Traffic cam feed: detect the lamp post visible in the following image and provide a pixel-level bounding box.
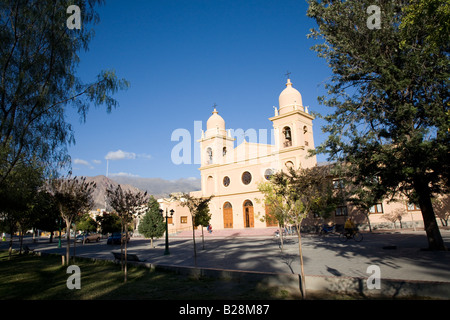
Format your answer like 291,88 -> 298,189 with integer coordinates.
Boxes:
160,208 -> 174,255
56,217 -> 62,248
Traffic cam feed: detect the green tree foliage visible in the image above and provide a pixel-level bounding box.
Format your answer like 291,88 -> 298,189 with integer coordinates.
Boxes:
259,165 -> 339,298
0,0 -> 130,184
96,212 -> 121,234
307,0 -> 449,250
77,213 -> 98,232
0,159 -> 44,258
171,193 -> 213,266
138,196 -> 165,248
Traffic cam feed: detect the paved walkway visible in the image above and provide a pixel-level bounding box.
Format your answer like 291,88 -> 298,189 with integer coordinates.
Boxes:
3,228 -> 449,284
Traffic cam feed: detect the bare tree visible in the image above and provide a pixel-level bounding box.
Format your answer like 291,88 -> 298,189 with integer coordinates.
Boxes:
106,184 -> 147,282
48,176 -> 96,265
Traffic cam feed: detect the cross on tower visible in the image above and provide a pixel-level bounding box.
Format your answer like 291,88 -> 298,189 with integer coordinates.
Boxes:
285,71 -> 291,79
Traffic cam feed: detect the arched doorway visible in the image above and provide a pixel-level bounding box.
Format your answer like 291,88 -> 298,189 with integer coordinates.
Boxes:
243,200 -> 254,228
223,202 -> 233,229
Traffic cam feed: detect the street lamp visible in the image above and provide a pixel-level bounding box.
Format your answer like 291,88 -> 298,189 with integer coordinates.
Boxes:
56,217 -> 62,248
160,208 -> 174,255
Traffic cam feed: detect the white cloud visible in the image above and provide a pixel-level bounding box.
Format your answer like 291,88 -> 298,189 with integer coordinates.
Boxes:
73,158 -> 94,169
105,149 -> 136,160
105,149 -> 151,161
109,172 -> 140,178
92,159 -> 102,165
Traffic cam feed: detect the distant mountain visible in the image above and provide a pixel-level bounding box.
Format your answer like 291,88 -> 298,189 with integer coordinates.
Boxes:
110,176 -> 201,198
85,175 -> 201,210
85,175 -> 143,211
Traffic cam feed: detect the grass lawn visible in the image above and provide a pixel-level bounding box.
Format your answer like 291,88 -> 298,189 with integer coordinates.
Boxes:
0,250 -> 299,300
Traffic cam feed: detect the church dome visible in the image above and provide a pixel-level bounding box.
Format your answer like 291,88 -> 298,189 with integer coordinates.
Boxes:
278,79 -> 303,114
206,108 -> 227,136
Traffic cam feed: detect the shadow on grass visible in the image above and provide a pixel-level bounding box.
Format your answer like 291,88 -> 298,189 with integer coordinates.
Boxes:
0,250 -> 299,300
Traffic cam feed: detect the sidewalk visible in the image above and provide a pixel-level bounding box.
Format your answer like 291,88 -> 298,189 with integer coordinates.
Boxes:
171,227 -> 279,238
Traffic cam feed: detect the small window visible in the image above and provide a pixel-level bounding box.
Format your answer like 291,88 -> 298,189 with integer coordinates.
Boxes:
180,216 -> 188,224
333,179 -> 344,189
242,171 -> 252,185
407,203 -> 420,211
335,206 -> 348,216
223,147 -> 227,156
223,176 -> 230,187
264,169 -> 274,180
369,203 -> 383,214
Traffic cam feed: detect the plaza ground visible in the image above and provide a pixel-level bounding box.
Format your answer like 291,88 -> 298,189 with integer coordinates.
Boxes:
3,228 -> 449,284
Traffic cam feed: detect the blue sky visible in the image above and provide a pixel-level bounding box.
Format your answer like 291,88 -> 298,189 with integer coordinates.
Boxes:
67,0 -> 332,180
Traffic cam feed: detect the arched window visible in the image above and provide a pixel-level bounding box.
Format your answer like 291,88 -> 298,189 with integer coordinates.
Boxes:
206,147 -> 213,164
283,126 -> 292,147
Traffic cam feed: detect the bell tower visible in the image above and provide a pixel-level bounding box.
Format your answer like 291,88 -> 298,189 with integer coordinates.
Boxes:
270,78 -> 317,170
198,107 -> 235,196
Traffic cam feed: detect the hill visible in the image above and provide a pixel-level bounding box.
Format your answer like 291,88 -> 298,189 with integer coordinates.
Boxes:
85,175 -> 201,210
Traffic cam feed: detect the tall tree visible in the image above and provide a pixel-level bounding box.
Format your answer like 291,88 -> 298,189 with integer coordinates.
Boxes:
48,175 -> 96,264
0,0 -> 130,184
0,158 -> 44,258
171,193 -> 213,266
138,195 -> 165,248
307,0 -> 449,250
106,184 -> 147,282
260,165 -> 338,299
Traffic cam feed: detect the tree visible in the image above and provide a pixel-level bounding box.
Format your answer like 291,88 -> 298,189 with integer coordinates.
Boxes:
48,176 -> 96,264
194,199 -> 212,250
106,184 -> 147,282
138,196 -> 165,248
257,180 -> 290,250
77,213 -> 98,233
307,0 -> 449,250
0,158 -> 44,258
33,189 -> 62,243
0,0 -> 130,185
96,212 -> 121,234
260,165 -> 338,299
171,193 -> 213,266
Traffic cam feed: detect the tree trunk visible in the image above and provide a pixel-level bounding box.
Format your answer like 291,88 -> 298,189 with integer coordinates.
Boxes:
124,227 -> 128,283
414,178 -> 446,250
192,216 -> 197,266
201,226 -> 205,250
296,224 -> 306,299
65,219 -> 71,265
278,222 -> 284,251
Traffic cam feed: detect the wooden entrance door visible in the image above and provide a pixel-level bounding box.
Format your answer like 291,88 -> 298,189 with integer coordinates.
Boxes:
243,200 -> 254,228
223,202 -> 233,228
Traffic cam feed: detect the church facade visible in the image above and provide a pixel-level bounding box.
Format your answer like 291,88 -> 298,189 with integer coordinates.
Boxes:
154,78 -> 449,234
159,78 -> 319,231
192,78 -> 316,229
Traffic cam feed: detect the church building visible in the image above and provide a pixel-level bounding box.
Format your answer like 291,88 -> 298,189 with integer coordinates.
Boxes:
159,78 -> 318,231
154,77 -> 448,234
